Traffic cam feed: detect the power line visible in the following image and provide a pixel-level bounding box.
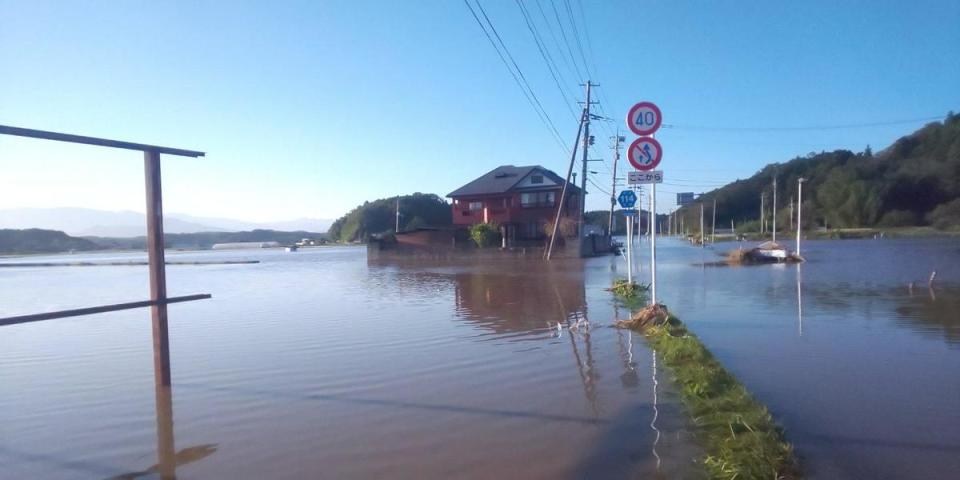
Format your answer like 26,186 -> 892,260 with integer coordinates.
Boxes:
561,0 -> 593,79
662,115 -> 945,132
533,0 -> 582,88
547,0 -> 585,81
514,0 -> 578,122
587,177 -> 610,196
463,0 -> 568,151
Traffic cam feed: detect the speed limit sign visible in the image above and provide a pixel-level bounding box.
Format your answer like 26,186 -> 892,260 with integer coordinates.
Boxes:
626,101 -> 662,136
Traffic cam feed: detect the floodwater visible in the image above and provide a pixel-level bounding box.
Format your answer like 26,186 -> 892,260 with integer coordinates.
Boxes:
641,236 -> 960,479
2,238 -> 958,479
0,247 -> 699,479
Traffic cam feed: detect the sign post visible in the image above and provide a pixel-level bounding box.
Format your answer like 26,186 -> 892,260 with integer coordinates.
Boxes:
618,190 -> 638,284
650,183 -> 657,304
626,214 -> 633,284
626,101 -> 663,305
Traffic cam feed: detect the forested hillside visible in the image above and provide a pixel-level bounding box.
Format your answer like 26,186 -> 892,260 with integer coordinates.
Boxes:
327,193 -> 453,242
676,113 -> 960,232
0,229 -> 101,254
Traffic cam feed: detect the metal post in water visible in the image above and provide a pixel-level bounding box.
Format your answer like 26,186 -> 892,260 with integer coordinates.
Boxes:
145,150 -> 171,387
650,183 -> 657,305
626,214 -> 633,284
155,382 -> 176,479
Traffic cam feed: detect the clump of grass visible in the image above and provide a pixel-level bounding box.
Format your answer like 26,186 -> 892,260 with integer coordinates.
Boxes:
608,279 -> 649,310
644,316 -> 799,479
609,278 -> 648,298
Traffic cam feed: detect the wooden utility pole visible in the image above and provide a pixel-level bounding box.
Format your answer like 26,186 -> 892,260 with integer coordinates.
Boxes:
608,130 -> 622,235
546,109 -> 585,260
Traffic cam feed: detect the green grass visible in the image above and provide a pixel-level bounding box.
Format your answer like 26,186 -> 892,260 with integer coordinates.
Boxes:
610,279 -> 648,309
643,316 -> 799,480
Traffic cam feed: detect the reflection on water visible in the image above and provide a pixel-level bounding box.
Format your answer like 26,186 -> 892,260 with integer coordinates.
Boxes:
105,383 -> 217,480
895,285 -> 960,344
2,250 -> 701,479
450,262 -> 586,336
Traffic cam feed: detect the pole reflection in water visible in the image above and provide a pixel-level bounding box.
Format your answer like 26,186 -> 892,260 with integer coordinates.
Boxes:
616,326 -> 639,390
650,349 -> 661,471
797,264 -> 803,337
550,277 -> 601,418
104,308 -> 217,480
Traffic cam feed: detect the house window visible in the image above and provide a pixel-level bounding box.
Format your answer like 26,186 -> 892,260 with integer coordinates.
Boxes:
520,191 -> 555,207
469,201 -> 483,211
531,174 -> 544,184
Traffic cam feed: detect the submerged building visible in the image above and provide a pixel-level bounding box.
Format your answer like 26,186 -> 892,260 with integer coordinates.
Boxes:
447,165 -> 582,245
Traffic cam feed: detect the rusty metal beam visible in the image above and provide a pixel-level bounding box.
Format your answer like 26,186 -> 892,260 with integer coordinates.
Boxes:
0,125 -> 205,157
145,150 -> 173,386
0,294 -> 211,326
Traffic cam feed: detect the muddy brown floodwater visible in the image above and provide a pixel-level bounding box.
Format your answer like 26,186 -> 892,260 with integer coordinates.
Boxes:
1,247 -> 701,479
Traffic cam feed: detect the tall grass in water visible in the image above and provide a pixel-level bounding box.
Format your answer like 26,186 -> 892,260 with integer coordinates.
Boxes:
644,316 -> 799,479
609,279 -> 649,310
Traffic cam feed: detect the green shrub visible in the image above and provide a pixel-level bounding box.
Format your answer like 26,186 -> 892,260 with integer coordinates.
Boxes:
469,223 -> 501,247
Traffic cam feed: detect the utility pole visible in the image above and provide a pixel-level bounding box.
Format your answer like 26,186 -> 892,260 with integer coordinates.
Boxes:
395,197 -> 400,232
608,130 -> 622,236
760,192 -> 765,235
772,175 -> 778,243
711,198 -> 717,244
789,196 -> 794,230
797,178 -> 805,256
699,202 -> 705,247
546,109 -> 585,260
578,81 -> 595,240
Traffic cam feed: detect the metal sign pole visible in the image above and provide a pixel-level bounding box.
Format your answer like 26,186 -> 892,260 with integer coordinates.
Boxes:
650,183 -> 657,305
626,214 -> 633,284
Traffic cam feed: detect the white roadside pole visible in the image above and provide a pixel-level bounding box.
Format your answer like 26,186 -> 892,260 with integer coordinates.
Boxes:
626,214 -> 633,284
650,183 -> 657,305
796,177 -> 805,256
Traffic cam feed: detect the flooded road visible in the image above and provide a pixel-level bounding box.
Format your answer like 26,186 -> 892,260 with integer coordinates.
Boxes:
640,237 -> 960,479
1,248 -> 698,479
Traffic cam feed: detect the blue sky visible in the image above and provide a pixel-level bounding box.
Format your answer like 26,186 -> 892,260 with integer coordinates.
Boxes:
1,0 -> 958,221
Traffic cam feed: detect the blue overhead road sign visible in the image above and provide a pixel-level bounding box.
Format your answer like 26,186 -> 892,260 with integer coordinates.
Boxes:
617,189 -> 637,208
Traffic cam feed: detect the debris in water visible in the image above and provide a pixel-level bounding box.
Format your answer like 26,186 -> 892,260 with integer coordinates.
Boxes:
615,303 -> 670,330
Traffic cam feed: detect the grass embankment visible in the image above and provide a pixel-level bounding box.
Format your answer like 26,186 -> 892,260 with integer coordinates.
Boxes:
610,284 -> 798,479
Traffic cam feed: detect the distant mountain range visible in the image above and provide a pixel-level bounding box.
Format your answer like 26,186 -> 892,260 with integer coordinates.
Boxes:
0,208 -> 333,237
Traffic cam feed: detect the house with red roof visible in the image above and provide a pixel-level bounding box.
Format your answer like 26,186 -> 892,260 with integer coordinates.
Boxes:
447,165 -> 582,244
